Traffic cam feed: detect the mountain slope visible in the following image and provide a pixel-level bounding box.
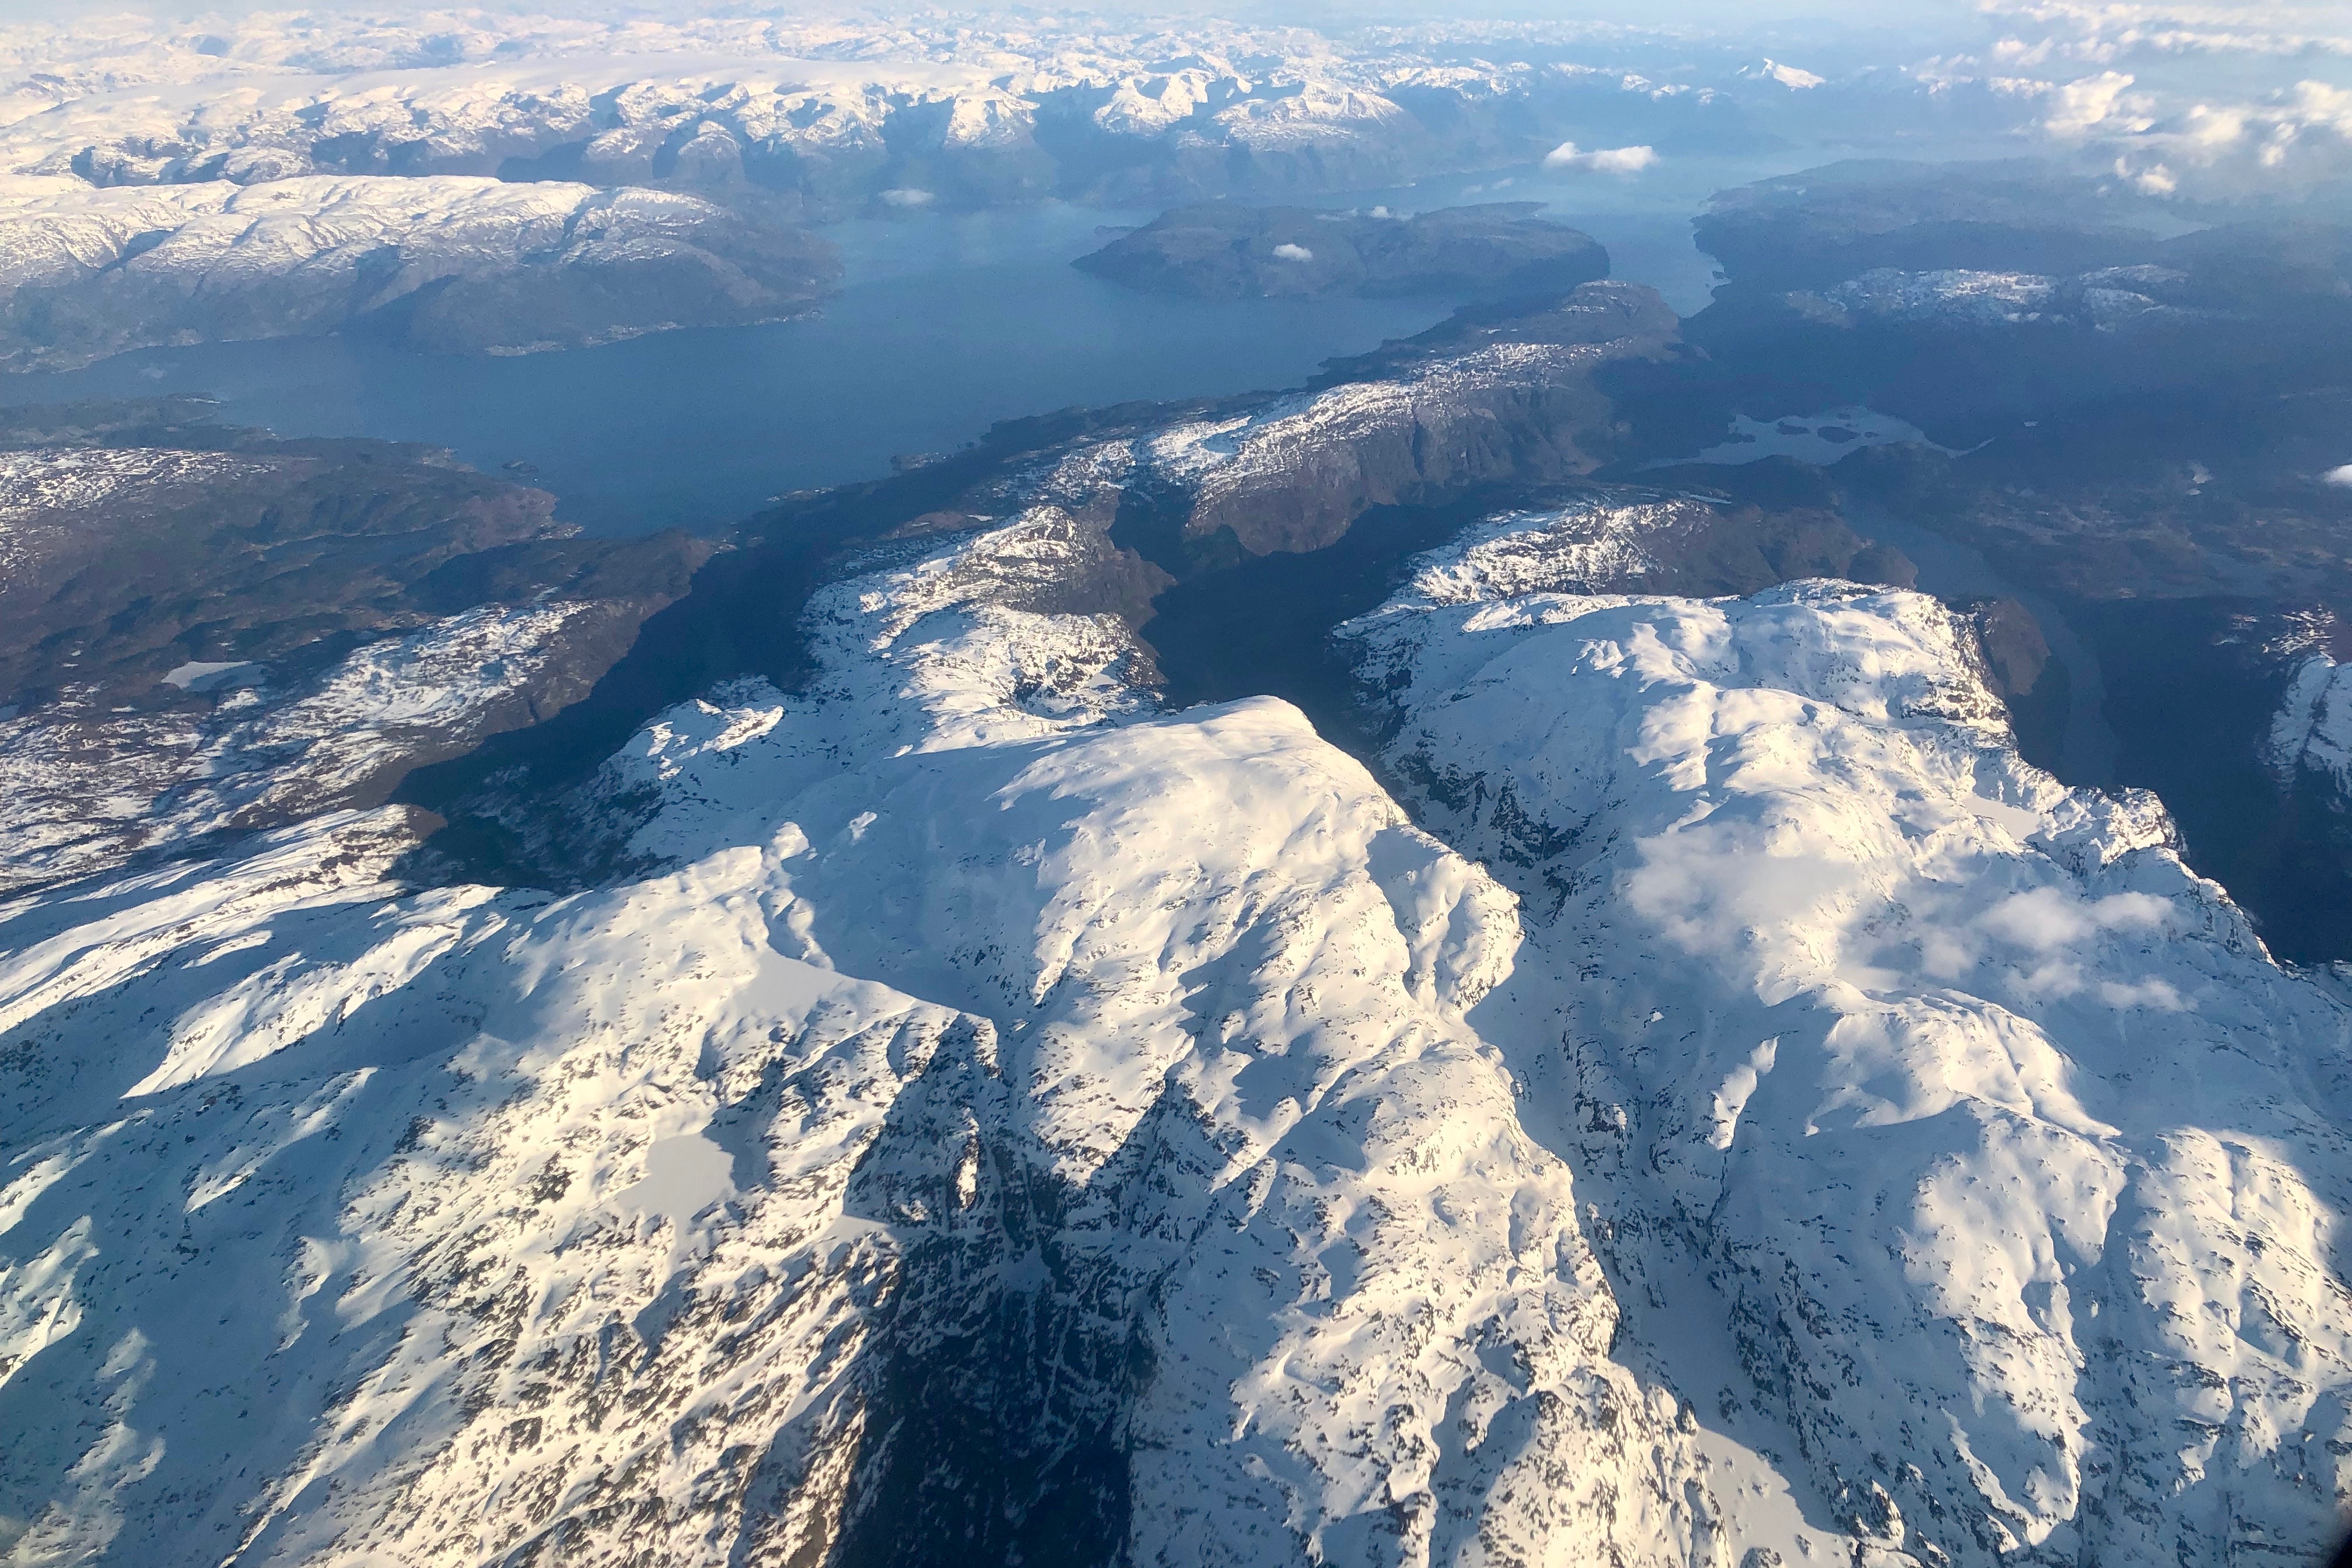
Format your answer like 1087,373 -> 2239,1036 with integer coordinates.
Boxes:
1348,537 -> 2352,1566
4,501 -> 2348,1565
0,173 -> 838,370
0,516 -> 1711,1567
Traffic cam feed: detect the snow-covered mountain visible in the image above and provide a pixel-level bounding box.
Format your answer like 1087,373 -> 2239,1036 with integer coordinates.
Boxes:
2270,643 -> 2352,800
2263,632 -> 2352,884
1349,536 -> 2352,1566
0,5 -> 2063,365
0,510 -> 1707,1566
0,171 -> 838,370
0,11 -> 1761,208
6,477 -> 2347,1564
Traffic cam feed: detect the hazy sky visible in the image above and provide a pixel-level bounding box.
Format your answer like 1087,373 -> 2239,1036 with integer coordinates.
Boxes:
0,0 -> 1983,36
1,0 -> 2329,70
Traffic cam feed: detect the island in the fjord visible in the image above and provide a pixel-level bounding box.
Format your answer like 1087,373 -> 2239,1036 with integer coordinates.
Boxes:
1072,200 -> 1609,301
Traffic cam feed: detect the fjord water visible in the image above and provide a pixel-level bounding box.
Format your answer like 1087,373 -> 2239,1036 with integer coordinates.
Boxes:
0,157 -> 1767,537
0,203 -> 1462,536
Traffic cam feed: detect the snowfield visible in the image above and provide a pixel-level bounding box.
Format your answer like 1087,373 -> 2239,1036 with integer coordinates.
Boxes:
1348,569 -> 2352,1566
0,446 -> 275,523
2,509 -> 2348,1565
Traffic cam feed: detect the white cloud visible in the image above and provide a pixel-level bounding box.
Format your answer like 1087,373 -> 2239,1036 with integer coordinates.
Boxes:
1952,6 -> 2352,194
1544,141 -> 1659,174
1979,887 -> 2171,950
2043,70 -> 2153,135
2099,976 -> 2190,1010
2181,103 -> 2249,148
1985,56 -> 2352,194
2021,958 -> 2088,998
1977,1 -> 2352,63
2323,464 -> 2352,488
1271,242 -> 1314,261
878,187 -> 935,207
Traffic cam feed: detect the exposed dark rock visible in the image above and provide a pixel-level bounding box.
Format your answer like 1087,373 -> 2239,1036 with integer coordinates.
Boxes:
1966,596 -> 2052,702
1158,281 -> 1679,559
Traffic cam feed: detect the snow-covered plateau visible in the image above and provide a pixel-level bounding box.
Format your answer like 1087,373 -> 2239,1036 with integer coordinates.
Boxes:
4,494 -> 2347,1566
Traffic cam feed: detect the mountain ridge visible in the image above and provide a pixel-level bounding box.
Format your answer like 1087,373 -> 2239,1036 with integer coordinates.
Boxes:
4,481 -> 2347,1564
